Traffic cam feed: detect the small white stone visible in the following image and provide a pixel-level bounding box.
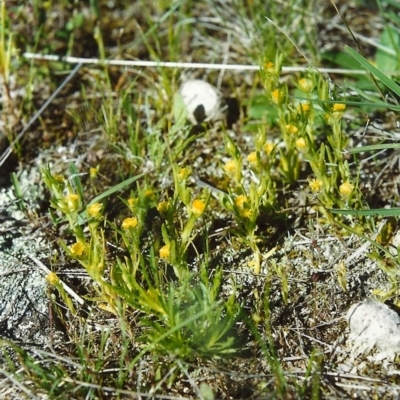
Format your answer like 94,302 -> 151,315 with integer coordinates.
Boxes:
177,79 -> 222,125
347,299 -> 400,361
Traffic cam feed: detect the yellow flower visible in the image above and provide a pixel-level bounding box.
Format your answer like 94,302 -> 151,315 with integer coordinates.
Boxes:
70,242 -> 85,256
247,151 -> 258,165
339,182 -> 354,197
66,193 -> 79,202
241,209 -> 253,219
145,189 -> 156,201
271,88 -> 284,105
235,194 -> 247,208
264,61 -> 275,72
309,179 -> 323,193
87,202 -> 102,218
122,217 -> 138,229
331,103 -> 346,120
298,78 -> 314,93
224,159 -> 238,174
295,138 -> 307,152
89,167 -> 99,179
46,272 -> 59,286
127,197 -> 138,212
191,199 -> 206,216
264,142 -> 274,155
332,103 -> 346,112
286,124 -> 299,135
159,244 -> 170,260
298,103 -> 311,114
65,193 -> 79,211
54,175 -> 64,183
157,201 -> 169,215
177,167 -> 190,180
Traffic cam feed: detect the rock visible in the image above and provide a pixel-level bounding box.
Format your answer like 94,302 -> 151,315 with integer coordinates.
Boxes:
177,79 -> 223,125
347,299 -> 400,361
0,167 -> 50,348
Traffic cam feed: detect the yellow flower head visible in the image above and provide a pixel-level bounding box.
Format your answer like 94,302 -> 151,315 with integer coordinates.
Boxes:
191,199 -> 206,216
122,217 -> 138,229
235,194 -> 247,209
295,138 -> 307,152
286,124 -> 299,135
177,167 -> 190,181
65,193 -> 79,211
70,241 -> 85,256
224,159 -> 238,174
309,179 -> 323,193
157,201 -> 169,215
271,88 -> 284,105
331,103 -> 346,120
298,103 -> 311,114
159,244 -> 170,260
127,197 -> 138,211
46,272 -> 59,286
240,208 -> 253,219
247,151 -> 258,165
89,167 -> 99,179
264,142 -> 274,155
145,189 -> 156,201
339,182 -> 354,197
87,202 -> 102,218
264,61 -> 275,72
298,78 -> 314,93
54,175 -> 65,183
332,103 -> 346,112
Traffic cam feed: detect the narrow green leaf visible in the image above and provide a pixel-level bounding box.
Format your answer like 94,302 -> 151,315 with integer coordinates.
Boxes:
329,207 -> 400,217
345,45 -> 400,97
347,143 -> 400,154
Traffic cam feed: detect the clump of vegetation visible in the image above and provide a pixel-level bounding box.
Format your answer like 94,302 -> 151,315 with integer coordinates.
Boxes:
2,0 -> 400,398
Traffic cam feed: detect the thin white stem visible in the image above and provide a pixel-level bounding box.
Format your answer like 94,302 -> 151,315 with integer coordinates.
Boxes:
23,52 -> 373,75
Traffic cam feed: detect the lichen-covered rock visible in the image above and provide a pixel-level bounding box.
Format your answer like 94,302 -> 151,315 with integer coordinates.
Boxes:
347,299 -> 400,361
0,168 -> 50,348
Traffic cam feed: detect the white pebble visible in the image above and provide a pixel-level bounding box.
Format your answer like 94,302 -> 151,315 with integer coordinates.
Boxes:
177,79 -> 222,125
347,299 -> 400,361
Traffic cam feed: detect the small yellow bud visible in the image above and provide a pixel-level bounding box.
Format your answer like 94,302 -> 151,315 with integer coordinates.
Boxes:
87,202 -> 102,218
247,151 -> 258,164
54,175 -> 64,183
224,159 -> 238,174
309,179 -> 323,193
122,217 -> 138,229
264,142 -> 274,155
298,78 -> 314,93
157,201 -> 169,215
339,182 -> 354,197
46,272 -> 60,286
271,88 -> 284,105
89,167 -> 99,179
191,199 -> 206,216
235,195 -> 247,208
298,103 -> 311,114
159,244 -> 170,260
332,103 -> 346,112
264,61 -> 275,72
70,242 -> 85,256
331,103 -> 346,120
286,124 -> 299,135
144,189 -> 156,201
295,138 -> 307,152
127,197 -> 138,211
65,193 -> 79,212
177,167 -> 190,180
241,209 -> 253,219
